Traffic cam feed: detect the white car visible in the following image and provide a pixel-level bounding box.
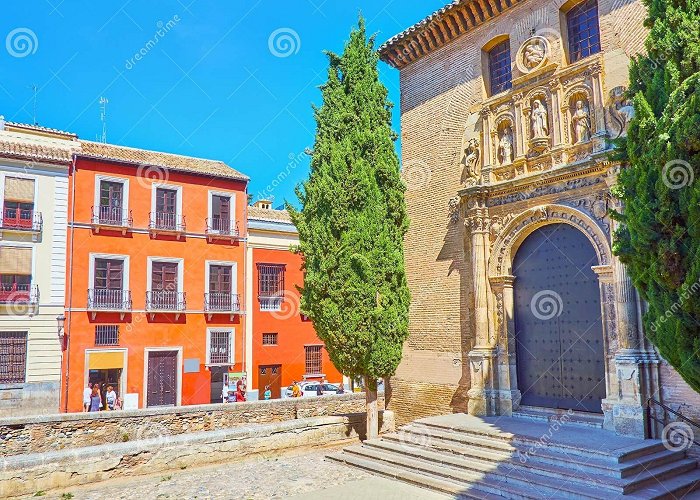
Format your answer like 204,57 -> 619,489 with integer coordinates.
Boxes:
284,382 -> 342,398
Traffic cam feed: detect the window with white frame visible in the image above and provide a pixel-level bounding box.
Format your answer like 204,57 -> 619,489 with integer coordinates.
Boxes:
209,192 -> 235,234
207,329 -> 233,365
94,177 -> 129,225
147,258 -> 184,310
258,264 -> 285,311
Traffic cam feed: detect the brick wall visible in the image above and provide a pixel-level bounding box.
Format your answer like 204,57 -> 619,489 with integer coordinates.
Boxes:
0,392 -> 384,456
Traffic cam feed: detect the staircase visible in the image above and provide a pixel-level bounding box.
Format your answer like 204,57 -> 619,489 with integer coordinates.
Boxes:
328,413 -> 700,499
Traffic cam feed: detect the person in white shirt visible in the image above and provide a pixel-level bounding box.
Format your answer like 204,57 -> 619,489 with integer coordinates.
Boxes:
105,385 -> 117,411
82,383 -> 93,412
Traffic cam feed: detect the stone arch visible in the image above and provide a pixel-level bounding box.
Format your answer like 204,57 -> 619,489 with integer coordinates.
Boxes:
489,204 -> 611,278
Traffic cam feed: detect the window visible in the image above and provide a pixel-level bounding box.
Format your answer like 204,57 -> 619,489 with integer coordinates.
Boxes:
92,258 -> 125,308
0,247 -> 33,303
305,345 -> 323,375
95,325 -> 119,346
208,330 -> 232,365
148,261 -> 183,310
211,194 -> 232,233
488,40 -> 512,95
155,188 -> 177,230
3,177 -> 36,230
258,264 -> 285,311
98,180 -> 124,224
0,331 -> 27,383
567,0 -> 601,63
207,264 -> 234,311
262,333 -> 278,346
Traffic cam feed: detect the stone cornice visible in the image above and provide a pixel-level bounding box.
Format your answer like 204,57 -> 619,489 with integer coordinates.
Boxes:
378,0 -> 528,69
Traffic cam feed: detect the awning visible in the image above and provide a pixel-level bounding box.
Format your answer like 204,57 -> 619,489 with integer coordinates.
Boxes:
88,351 -> 124,370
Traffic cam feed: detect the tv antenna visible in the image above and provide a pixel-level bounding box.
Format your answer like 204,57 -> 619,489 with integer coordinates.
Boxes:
29,84 -> 38,125
98,97 -> 108,143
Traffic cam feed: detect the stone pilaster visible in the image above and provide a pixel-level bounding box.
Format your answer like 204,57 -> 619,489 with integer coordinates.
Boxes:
489,275 -> 520,415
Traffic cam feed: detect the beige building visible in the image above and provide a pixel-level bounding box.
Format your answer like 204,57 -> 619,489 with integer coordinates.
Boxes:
380,0 -> 700,436
0,120 -> 77,416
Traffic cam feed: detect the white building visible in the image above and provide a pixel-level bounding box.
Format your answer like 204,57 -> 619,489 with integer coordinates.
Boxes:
0,119 -> 76,416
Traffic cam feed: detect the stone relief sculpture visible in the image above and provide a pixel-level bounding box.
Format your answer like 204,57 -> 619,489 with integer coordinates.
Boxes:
571,100 -> 592,143
516,36 -> 549,73
461,137 -> 481,181
608,87 -> 635,138
531,100 -> 549,139
498,126 -> 514,166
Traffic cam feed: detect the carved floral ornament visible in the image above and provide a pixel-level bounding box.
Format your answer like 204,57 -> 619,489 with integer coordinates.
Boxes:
487,204 -> 612,277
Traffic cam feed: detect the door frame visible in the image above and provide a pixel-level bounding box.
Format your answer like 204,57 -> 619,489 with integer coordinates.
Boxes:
143,347 -> 183,408
84,348 -> 128,403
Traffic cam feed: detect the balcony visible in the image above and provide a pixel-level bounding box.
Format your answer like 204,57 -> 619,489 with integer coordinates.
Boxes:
87,289 -> 132,319
205,218 -> 240,243
91,206 -> 133,235
259,294 -> 284,312
0,284 -> 39,309
204,292 -> 241,320
0,209 -> 43,241
146,290 -> 186,319
149,212 -> 186,239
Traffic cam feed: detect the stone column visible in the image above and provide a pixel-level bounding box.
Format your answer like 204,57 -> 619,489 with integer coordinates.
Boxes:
549,81 -> 563,147
511,94 -> 525,159
489,275 -> 520,415
480,108 -> 493,169
465,190 -> 498,416
603,174 -> 661,437
590,63 -> 606,135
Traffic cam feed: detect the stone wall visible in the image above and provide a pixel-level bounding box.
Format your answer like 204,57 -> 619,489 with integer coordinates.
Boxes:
0,392 -> 384,456
0,382 -> 60,418
0,411 -> 395,498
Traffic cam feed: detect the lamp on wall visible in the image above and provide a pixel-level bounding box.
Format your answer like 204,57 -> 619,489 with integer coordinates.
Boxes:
56,314 -> 66,346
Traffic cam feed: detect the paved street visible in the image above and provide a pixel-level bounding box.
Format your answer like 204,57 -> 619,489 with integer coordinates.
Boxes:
31,445 -> 448,500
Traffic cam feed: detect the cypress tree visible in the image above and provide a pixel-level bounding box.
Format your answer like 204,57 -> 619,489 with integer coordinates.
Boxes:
614,0 -> 700,391
288,16 -> 410,438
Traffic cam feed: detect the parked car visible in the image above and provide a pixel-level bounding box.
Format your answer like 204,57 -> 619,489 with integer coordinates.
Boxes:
284,382 -> 342,398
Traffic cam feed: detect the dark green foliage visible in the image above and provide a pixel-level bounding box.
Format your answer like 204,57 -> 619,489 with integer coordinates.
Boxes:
288,17 -> 410,382
614,0 -> 700,391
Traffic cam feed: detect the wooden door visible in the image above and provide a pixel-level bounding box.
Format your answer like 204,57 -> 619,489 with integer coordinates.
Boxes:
155,188 -> 177,228
258,365 -> 282,399
147,350 -> 178,407
212,195 -> 230,232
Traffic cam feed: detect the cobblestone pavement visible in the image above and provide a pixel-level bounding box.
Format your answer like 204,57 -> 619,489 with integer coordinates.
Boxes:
32,445 -> 373,500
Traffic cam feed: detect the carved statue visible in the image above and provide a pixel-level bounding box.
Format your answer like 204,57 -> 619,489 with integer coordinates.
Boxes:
608,87 -> 635,138
461,137 -> 481,180
498,127 -> 514,165
572,100 -> 592,143
531,100 -> 549,139
523,40 -> 545,69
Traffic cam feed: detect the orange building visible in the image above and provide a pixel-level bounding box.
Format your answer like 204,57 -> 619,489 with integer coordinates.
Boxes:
244,201 -> 343,400
63,141 -> 248,412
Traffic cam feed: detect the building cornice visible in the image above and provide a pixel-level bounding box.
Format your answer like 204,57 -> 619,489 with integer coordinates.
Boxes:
378,0 -> 527,69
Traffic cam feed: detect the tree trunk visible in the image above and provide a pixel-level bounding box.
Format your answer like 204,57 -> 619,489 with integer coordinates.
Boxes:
366,377 -> 378,440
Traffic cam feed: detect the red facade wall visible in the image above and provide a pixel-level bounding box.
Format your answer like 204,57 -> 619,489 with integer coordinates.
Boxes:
63,157 -> 247,412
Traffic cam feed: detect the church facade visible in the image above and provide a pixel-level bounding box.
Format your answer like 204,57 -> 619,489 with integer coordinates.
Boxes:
380,0 -> 700,437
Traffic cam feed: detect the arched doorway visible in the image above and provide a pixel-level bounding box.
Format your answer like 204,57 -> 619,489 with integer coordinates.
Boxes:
513,223 -> 606,413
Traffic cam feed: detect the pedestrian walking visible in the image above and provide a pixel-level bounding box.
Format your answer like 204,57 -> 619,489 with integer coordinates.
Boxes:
87,385 -> 102,412
292,381 -> 301,398
105,385 -> 117,411
263,385 -> 271,400
83,382 -> 93,412
316,382 -> 323,396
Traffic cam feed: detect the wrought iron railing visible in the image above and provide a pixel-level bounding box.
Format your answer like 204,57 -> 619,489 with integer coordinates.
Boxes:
0,283 -> 39,304
646,398 -> 700,447
204,292 -> 241,313
205,218 -> 240,238
146,290 -> 186,311
92,206 -> 133,227
149,212 -> 186,232
259,294 -> 284,311
87,289 -> 132,311
0,209 -> 42,232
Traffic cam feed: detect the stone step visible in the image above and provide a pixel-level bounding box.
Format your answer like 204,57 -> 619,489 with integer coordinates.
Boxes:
387,426 -> 687,479
328,450 -> 541,500
407,420 -> 669,463
343,443 -> 609,499
362,438 -> 698,496
623,468 -> 700,499
512,406 -> 604,429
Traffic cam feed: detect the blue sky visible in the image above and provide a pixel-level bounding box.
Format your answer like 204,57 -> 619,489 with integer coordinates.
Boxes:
0,1 -> 446,207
